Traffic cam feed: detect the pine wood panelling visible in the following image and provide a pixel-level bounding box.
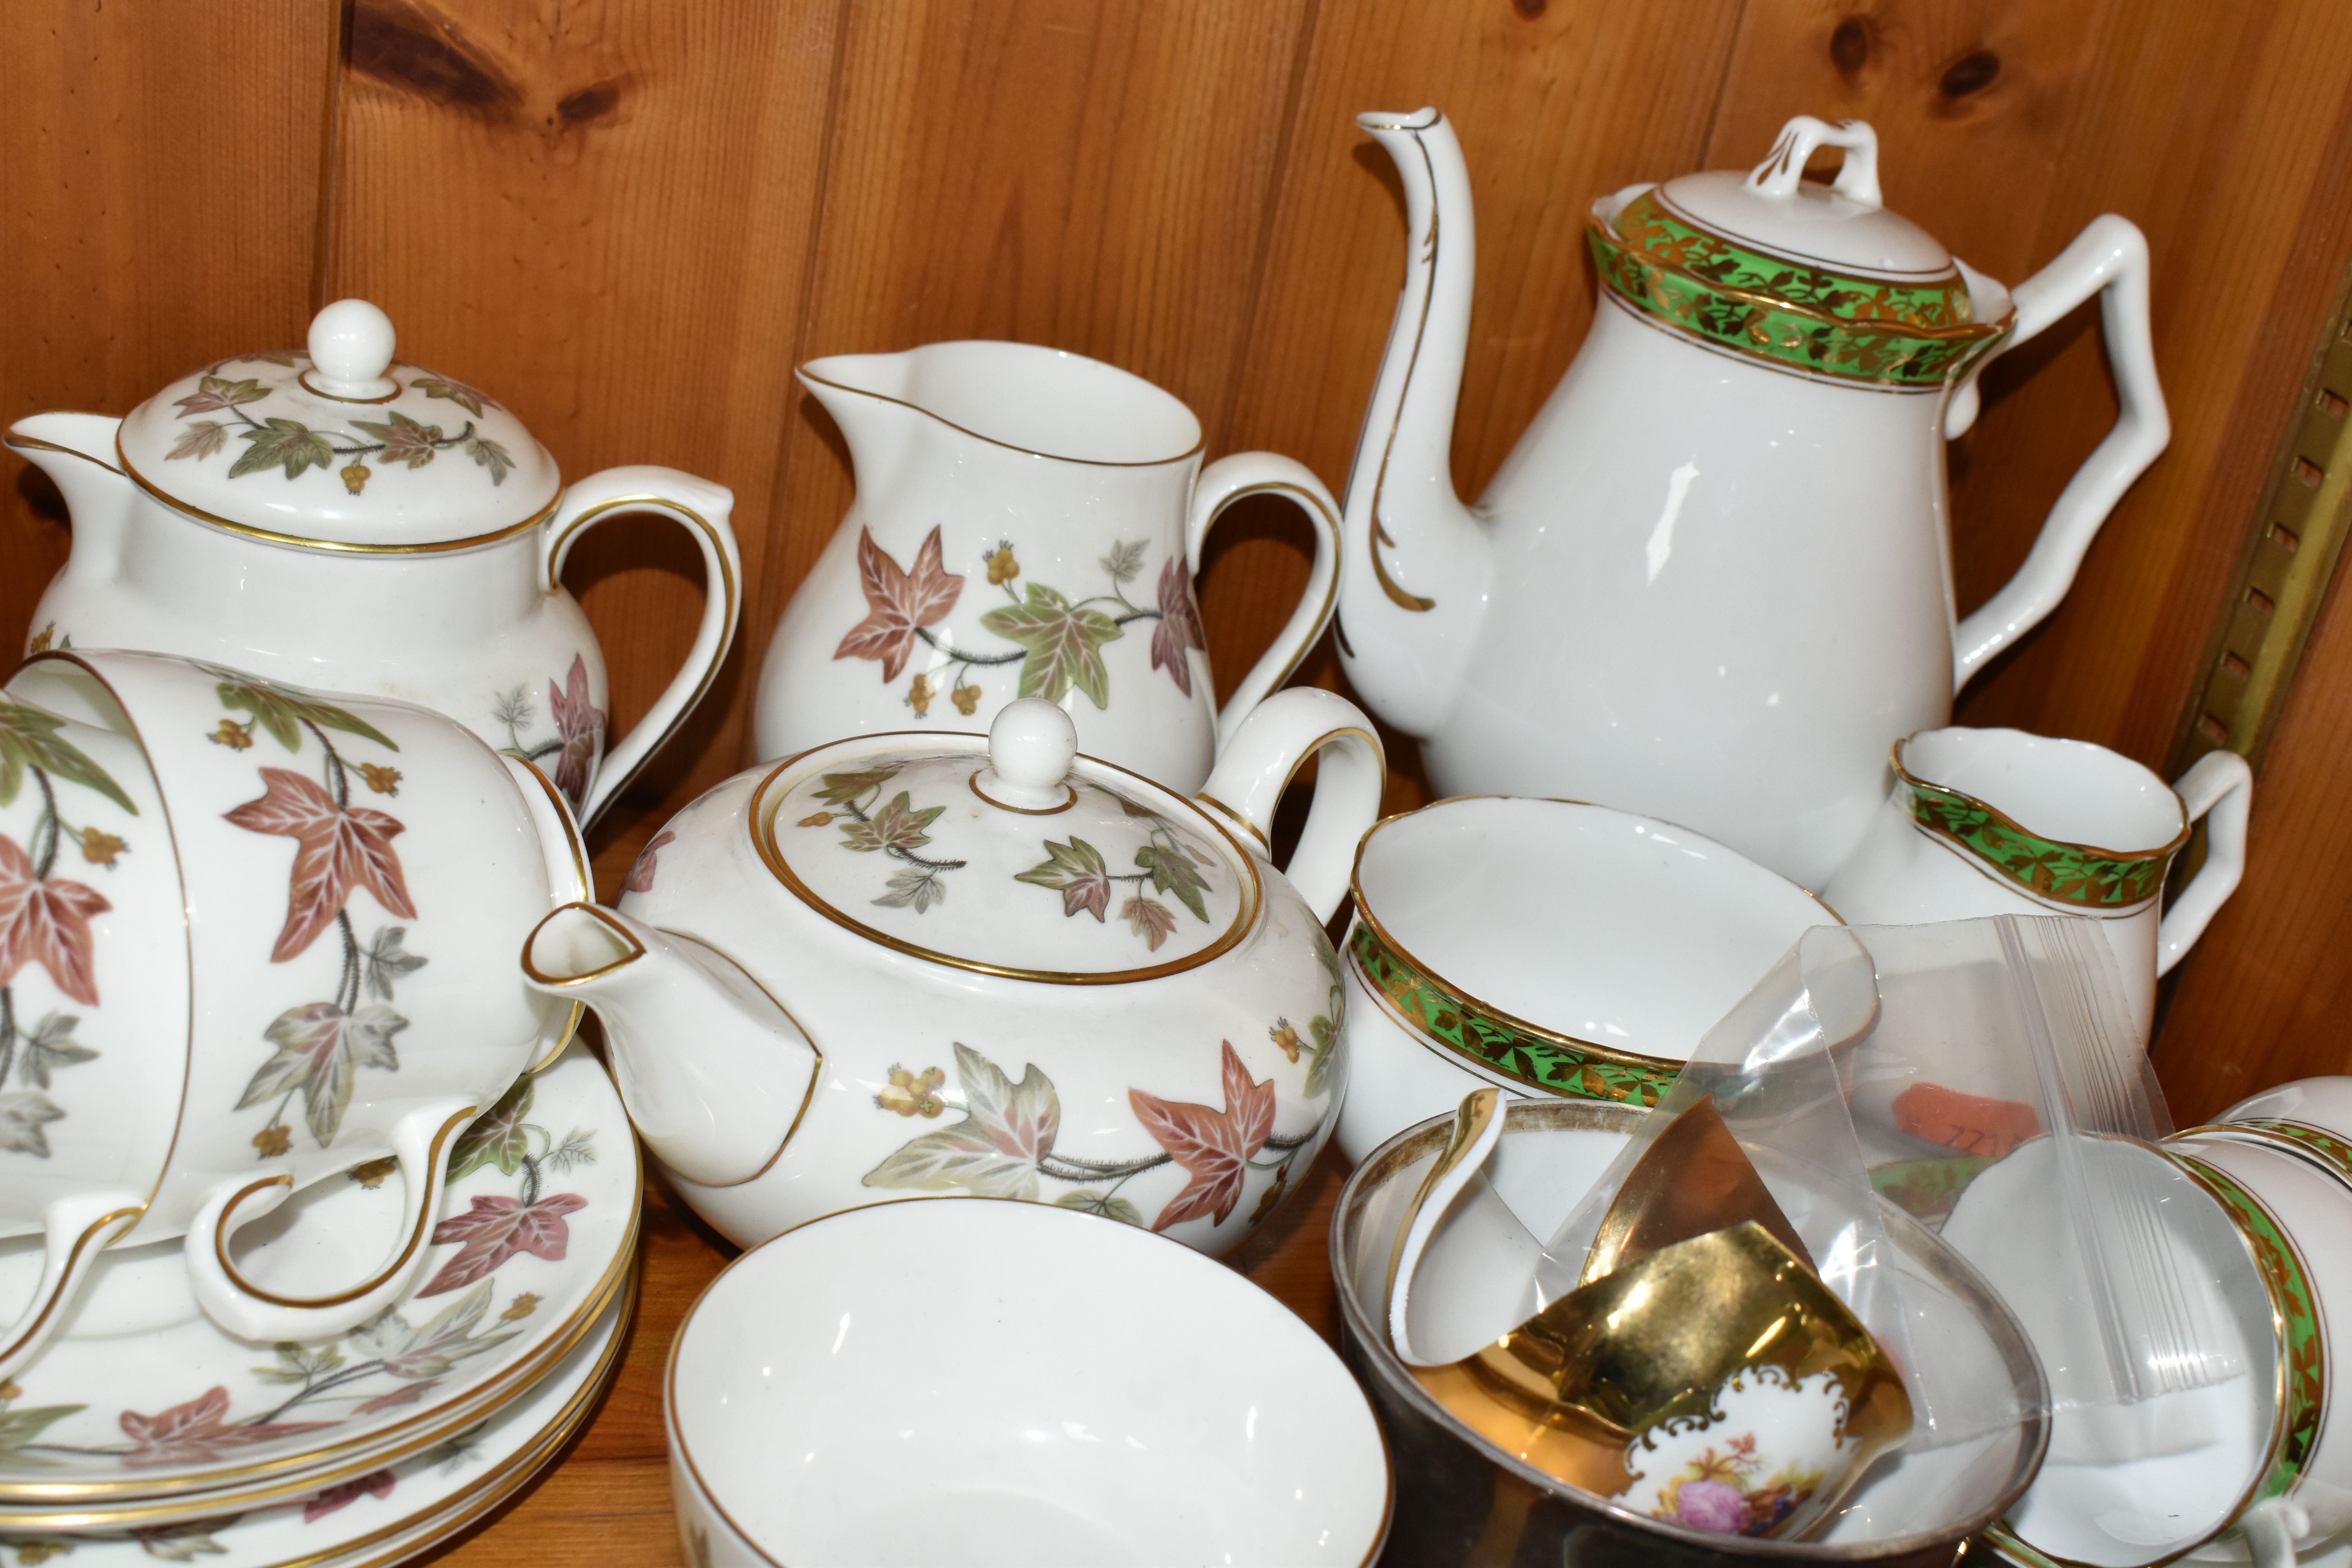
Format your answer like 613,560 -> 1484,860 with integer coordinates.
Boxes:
0,1 -> 338,653
324,0 -> 844,838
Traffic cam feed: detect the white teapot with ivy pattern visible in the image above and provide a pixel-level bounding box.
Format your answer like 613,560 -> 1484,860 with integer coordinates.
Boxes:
522,691 -> 1382,1257
5,299 -> 741,828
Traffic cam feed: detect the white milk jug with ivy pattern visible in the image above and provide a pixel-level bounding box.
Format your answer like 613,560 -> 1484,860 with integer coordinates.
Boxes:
6,299 -> 741,828
1336,111 -> 2169,887
753,341 -> 1340,792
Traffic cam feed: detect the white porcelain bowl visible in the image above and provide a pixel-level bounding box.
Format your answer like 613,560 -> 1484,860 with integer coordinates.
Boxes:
666,1197 -> 1392,1567
1336,796 -> 1839,1161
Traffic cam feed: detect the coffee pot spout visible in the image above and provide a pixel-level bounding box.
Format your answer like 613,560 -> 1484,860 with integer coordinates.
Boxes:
1337,109 -> 1494,737
522,904 -> 817,1187
5,412 -> 136,590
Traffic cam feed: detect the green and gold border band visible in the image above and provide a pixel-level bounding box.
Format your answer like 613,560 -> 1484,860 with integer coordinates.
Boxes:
1590,191 -> 2005,389
1896,767 -> 2178,909
1347,920 -> 1676,1107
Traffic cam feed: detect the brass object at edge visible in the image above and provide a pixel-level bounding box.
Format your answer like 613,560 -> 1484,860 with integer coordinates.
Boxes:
1580,1097 -> 1812,1287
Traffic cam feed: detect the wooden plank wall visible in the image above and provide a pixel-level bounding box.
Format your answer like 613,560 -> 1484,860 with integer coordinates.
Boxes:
7,0 -> 2352,1127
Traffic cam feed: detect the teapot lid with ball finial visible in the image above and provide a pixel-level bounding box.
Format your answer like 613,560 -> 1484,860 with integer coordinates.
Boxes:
113,298 -> 559,548
748,698 -> 1259,983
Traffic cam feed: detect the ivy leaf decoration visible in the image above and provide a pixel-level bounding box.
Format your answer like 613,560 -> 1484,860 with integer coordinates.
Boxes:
1121,895 -> 1178,951
412,375 -> 491,417
812,766 -> 900,808
838,792 -> 942,857
205,668 -> 399,753
356,1281 -> 523,1371
1302,1006 -> 1341,1101
18,1013 -> 96,1089
1054,1189 -> 1143,1226
230,417 -> 336,480
1150,556 -> 1207,698
862,1042 -> 1060,1200
0,1091 -> 64,1157
875,866 -> 948,913
978,583 -> 1123,708
238,1002 -> 408,1146
1014,837 -> 1112,922
363,926 -> 428,1001
1099,539 -> 1148,586
465,436 -> 514,485
0,696 -> 137,813
0,1396 -> 85,1465
834,526 -> 965,683
418,1192 -> 588,1297
1135,841 -> 1212,922
173,375 -> 270,417
351,411 -> 443,469
168,420 -> 228,461
252,1340 -> 346,1386
447,1075 -> 534,1181
1129,1040 -> 1277,1232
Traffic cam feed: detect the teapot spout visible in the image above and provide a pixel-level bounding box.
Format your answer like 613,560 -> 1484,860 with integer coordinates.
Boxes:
1337,109 -> 1493,738
6,412 -> 135,589
521,904 -> 818,1187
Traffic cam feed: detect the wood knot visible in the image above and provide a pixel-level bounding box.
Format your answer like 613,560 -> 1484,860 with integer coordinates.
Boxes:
1512,0 -> 1546,18
1829,17 -> 1872,78
555,80 -> 624,127
349,0 -> 523,123
1940,50 -> 2001,98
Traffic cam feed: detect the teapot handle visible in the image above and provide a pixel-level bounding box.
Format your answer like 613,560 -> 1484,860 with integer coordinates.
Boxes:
2157,749 -> 2253,975
1184,454 -> 1343,755
1196,686 -> 1385,924
1950,216 -> 2169,688
543,467 -> 743,828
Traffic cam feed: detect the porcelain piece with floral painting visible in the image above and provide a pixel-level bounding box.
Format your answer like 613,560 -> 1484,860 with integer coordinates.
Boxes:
0,1042 -> 634,1530
751,341 -> 1342,793
6,298 -> 742,829
0,650 -> 589,1382
523,691 -> 1383,1258
1821,726 -> 2251,1042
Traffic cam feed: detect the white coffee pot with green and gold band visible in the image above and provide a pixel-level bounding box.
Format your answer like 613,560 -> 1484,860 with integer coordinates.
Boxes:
1335,111 -> 2168,888
1819,725 -> 2252,1040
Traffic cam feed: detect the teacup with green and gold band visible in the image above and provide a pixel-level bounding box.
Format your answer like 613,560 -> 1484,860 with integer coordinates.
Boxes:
1588,189 -> 2007,390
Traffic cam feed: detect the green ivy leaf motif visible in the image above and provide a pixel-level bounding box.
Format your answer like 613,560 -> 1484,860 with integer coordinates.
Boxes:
229,417 -> 336,481
1014,837 -> 1112,921
0,1093 -> 64,1158
839,791 -> 943,857
448,1075 -> 534,1181
16,1013 -> 96,1090
978,583 -> 1122,708
465,435 -> 514,485
252,1340 -> 346,1386
0,1397 -> 87,1466
811,766 -> 900,807
238,1002 -> 408,1147
0,696 -> 137,813
363,926 -> 428,1001
168,420 -> 228,461
351,410 -> 443,470
1054,1189 -> 1143,1226
875,866 -> 949,913
1302,1005 -> 1341,1100
1099,539 -> 1147,586
862,1043 -> 1060,1200
1134,841 -> 1210,923
173,375 -> 271,417
412,375 -> 491,417
205,668 -> 399,754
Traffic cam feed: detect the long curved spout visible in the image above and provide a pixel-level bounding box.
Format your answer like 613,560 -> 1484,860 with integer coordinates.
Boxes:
522,904 -> 819,1187
1337,108 -> 1493,738
6,412 -> 134,589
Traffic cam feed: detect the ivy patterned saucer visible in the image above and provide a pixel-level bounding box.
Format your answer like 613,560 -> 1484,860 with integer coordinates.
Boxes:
0,1044 -> 636,1526
0,1266 -> 630,1567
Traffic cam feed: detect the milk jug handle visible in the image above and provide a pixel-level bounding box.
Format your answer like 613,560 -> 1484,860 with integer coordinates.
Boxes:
1951,216 -> 2169,688
182,1098 -> 476,1343
1185,454 -> 1343,755
2157,749 -> 2252,976
542,466 -> 744,829
0,1192 -> 145,1383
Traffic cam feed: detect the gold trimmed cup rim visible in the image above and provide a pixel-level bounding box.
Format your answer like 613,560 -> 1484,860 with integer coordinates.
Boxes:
1892,730 -> 2191,866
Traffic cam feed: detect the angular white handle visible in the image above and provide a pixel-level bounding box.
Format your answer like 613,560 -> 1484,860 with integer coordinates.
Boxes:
1184,452 -> 1342,755
543,466 -> 742,828
0,1191 -> 144,1383
1386,1087 -> 1502,1366
1196,687 -> 1385,925
1952,216 -> 2169,686
2157,750 -> 2253,976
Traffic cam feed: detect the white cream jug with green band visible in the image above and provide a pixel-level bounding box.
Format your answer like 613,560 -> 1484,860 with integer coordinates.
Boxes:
1335,110 -> 2168,888
1820,726 -> 2252,1040
6,299 -> 741,828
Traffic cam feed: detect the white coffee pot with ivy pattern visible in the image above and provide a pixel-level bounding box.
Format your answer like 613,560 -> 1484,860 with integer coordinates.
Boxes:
1336,110 -> 2168,888
751,341 -> 1341,793
522,690 -> 1382,1258
0,650 -> 588,1381
5,299 -> 741,828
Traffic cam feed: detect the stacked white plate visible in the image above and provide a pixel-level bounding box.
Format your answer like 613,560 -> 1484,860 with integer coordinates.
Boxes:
0,1044 -> 639,1564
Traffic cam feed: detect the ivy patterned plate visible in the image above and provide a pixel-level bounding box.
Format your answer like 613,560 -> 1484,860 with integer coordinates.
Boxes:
0,1044 -> 636,1517
0,1271 -> 628,1567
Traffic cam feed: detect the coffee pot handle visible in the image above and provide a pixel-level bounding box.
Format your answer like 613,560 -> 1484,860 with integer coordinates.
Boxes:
543,466 -> 744,828
1196,686 -> 1385,924
0,1192 -> 145,1383
2157,749 -> 2254,975
1949,216 -> 2169,688
1185,454 -> 1343,755
182,1098 -> 477,1343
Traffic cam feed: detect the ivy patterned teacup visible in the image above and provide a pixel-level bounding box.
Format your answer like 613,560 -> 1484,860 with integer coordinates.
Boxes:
6,298 -> 742,828
0,650 -> 587,1379
751,340 -> 1341,793
1819,727 -> 2252,1041
521,691 -> 1383,1258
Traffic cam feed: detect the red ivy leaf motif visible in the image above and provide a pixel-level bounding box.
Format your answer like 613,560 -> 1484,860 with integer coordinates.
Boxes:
304,1469 -> 395,1523
0,834 -> 110,1006
419,1192 -> 588,1297
1129,1041 -> 1276,1232
834,525 -> 964,682
624,830 -> 675,894
118,1387 -> 334,1468
350,1378 -> 440,1417
547,655 -> 606,810
1149,556 -> 1205,698
223,769 -> 416,962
